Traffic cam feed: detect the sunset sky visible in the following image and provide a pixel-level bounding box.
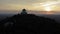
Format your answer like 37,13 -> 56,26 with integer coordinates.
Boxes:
0,0 -> 60,11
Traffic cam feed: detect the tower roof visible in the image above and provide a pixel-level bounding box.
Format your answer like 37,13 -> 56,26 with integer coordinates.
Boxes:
22,9 -> 26,11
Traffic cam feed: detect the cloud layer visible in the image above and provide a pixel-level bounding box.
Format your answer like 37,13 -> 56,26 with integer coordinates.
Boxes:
0,0 -> 60,11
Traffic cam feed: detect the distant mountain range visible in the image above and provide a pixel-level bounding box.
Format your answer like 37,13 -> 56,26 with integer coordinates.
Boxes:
37,14 -> 60,23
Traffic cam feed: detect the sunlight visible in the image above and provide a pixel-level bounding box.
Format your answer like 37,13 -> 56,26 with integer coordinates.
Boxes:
32,1 -> 60,11
44,6 -> 51,11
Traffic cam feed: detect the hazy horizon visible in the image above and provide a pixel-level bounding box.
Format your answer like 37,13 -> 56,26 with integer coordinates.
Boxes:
0,10 -> 60,15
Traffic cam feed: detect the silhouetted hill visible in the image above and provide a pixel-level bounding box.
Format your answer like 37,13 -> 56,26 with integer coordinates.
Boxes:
0,14 -> 59,34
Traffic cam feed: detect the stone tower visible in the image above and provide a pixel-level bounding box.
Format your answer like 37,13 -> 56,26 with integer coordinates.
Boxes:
21,9 -> 27,15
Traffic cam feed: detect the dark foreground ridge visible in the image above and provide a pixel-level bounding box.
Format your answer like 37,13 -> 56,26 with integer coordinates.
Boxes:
0,14 -> 59,34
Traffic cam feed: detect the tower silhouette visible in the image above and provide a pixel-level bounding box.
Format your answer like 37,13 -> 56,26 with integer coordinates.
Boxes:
21,9 -> 27,15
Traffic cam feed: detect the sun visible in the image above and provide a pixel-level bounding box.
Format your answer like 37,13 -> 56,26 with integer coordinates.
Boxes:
32,1 -> 58,11
42,3 -> 52,11
32,3 -> 52,11
44,6 -> 51,11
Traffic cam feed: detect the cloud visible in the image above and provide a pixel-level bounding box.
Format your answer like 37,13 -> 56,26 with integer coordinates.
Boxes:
0,0 -> 60,11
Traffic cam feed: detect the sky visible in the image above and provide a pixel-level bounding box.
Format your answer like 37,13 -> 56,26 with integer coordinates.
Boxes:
0,0 -> 60,11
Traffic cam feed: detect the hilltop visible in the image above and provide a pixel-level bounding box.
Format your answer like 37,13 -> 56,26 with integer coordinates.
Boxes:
0,14 -> 59,34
